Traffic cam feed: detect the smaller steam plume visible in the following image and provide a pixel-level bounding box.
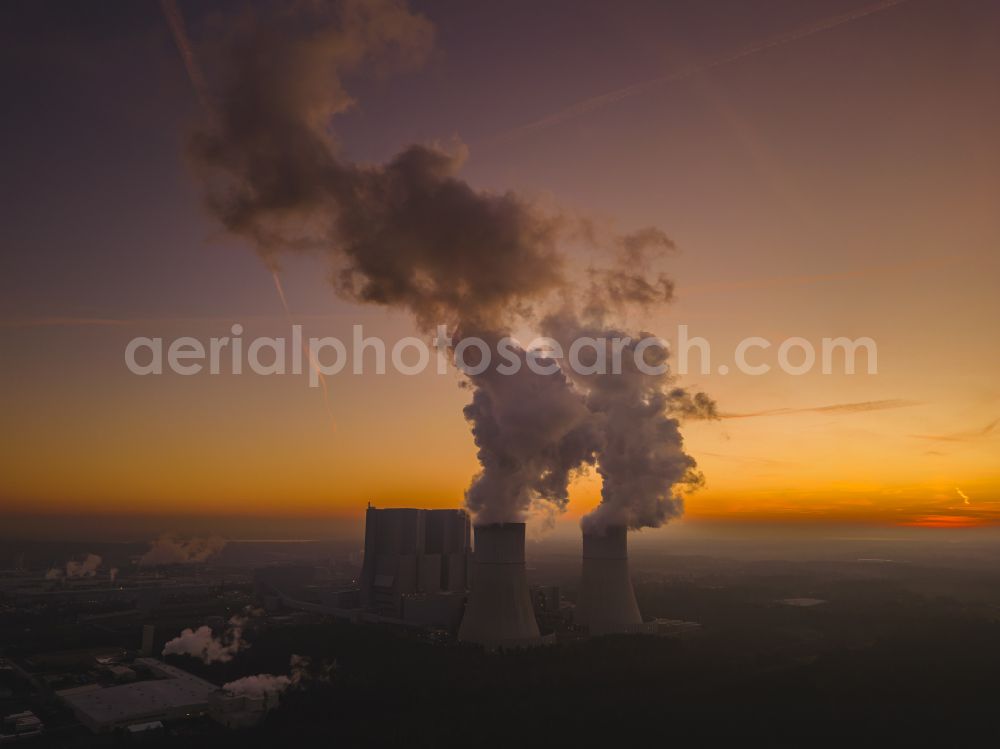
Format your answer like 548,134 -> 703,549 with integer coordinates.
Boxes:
162,611 -> 253,664
66,553 -> 102,578
222,673 -> 291,700
46,554 -> 103,580
139,535 -> 226,566
222,654 -> 333,702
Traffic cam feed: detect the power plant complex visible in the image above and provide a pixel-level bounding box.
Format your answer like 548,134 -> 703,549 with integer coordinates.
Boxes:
356,506 -> 680,648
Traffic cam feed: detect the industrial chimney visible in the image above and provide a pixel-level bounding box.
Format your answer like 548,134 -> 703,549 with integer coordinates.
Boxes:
458,523 -> 541,648
576,525 -> 642,635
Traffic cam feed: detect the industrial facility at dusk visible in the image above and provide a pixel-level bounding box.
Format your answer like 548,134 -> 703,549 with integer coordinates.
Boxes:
3,0 -> 998,744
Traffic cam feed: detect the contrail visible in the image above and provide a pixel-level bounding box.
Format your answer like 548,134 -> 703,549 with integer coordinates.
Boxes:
272,271 -> 336,429
488,0 -> 911,147
271,270 -> 291,314
956,487 -> 970,505
159,0 -> 212,113
720,399 -> 919,419
913,418 -> 999,442
160,0 -> 334,428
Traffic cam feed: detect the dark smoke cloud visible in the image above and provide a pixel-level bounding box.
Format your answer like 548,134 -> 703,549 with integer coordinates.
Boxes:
189,0 -> 563,331
183,0 -> 712,529
581,225 -> 677,318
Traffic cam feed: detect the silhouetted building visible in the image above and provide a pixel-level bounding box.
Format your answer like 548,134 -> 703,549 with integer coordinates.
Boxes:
140,624 -> 155,657
360,507 -> 470,618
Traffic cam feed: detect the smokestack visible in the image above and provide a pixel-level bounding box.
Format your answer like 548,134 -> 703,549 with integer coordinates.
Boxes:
458,523 -> 541,649
576,525 -> 642,635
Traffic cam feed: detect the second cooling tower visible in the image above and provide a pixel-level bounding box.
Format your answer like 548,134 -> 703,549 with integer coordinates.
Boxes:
458,523 -> 541,648
576,525 -> 643,635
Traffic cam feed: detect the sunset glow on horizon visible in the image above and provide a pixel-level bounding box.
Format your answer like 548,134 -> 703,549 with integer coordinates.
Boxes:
1,0 -> 997,539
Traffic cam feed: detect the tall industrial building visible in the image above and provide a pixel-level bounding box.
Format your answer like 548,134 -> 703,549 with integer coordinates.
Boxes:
575,525 -> 643,635
359,507 -> 470,618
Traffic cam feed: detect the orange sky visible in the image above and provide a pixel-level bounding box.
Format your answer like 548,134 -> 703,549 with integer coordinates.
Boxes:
0,0 -> 997,537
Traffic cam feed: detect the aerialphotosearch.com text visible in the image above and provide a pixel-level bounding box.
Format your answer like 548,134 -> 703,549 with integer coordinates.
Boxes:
124,324 -> 878,385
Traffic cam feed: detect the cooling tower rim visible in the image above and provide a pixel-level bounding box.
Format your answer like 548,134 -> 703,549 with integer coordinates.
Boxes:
581,523 -> 629,537
581,524 -> 630,560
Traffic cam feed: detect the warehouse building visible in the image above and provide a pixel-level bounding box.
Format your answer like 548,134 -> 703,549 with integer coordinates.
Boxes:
58,658 -> 217,734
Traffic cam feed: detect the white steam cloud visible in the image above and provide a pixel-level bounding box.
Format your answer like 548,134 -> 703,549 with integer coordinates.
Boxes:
162,611 -> 252,664
222,654 -> 333,703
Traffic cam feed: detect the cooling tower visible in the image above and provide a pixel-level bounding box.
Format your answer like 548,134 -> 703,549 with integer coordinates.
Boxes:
458,523 -> 541,648
576,525 -> 642,635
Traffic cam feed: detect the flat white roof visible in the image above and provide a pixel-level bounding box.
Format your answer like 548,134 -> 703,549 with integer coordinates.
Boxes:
61,659 -> 217,728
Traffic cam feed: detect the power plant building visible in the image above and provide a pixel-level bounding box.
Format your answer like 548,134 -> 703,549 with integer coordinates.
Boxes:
360,507 -> 470,618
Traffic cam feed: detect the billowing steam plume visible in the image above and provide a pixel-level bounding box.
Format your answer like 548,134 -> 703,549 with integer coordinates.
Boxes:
162,611 -> 252,664
462,332 -> 602,525
179,0 -> 712,530
543,313 -> 715,531
139,534 -> 226,566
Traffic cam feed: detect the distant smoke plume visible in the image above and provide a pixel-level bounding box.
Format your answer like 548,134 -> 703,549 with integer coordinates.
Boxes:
162,611 -> 251,664
47,553 -> 103,580
139,535 -> 226,566
65,553 -> 102,578
180,0 -> 711,529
